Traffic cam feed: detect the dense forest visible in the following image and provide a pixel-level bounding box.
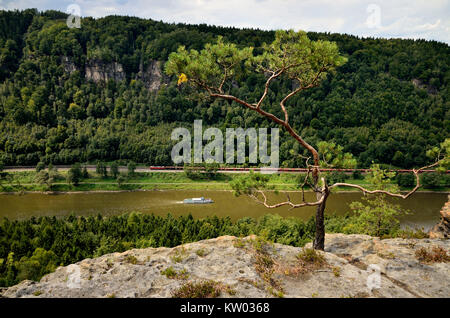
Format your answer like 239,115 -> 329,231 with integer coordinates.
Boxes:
0,213 -> 313,286
1,210 -> 422,287
0,9 -> 449,168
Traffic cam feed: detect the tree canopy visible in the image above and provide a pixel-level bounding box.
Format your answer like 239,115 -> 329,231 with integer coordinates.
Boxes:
0,9 -> 448,169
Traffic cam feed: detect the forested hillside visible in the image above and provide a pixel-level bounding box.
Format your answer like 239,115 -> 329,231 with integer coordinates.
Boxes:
0,9 -> 448,168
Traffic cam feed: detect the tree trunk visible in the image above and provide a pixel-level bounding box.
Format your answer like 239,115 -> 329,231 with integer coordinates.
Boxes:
313,190 -> 329,250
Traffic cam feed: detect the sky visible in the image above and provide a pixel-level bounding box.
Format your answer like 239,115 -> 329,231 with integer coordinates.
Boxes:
1,0 -> 449,44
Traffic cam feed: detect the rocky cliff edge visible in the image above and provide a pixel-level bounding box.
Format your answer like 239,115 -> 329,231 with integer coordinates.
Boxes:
1,234 -> 449,298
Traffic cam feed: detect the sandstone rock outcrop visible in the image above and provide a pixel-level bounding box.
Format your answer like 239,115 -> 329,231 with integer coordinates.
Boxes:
137,60 -> 165,92
85,59 -> 126,83
430,195 -> 450,239
1,234 -> 448,298
62,57 -> 164,91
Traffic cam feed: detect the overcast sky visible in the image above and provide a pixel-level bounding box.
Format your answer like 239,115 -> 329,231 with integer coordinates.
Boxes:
1,0 -> 449,44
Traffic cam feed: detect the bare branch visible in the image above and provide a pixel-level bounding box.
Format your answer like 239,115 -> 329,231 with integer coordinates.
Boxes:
217,61 -> 238,93
218,68 -> 228,94
298,157 -> 312,202
255,69 -> 284,109
209,64 -> 330,179
254,61 -> 309,111
279,85 -> 302,123
278,66 -> 326,124
191,79 -> 214,95
211,93 -> 320,174
210,93 -> 256,110
329,161 -> 442,199
249,177 -> 328,209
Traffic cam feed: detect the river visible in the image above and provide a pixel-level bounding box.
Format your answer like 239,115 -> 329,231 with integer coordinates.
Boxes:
0,190 -> 447,230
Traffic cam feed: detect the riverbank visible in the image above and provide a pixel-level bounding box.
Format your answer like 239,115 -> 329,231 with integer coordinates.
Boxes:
2,189 -> 450,195
2,170 -> 449,193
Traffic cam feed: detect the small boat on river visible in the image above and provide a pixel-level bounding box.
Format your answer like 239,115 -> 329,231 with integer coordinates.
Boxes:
183,197 -> 214,204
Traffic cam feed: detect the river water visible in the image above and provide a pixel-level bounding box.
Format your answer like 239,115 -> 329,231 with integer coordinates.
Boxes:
0,190 -> 447,230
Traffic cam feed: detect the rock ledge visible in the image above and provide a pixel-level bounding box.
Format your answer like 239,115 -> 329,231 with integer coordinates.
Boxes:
1,234 -> 448,298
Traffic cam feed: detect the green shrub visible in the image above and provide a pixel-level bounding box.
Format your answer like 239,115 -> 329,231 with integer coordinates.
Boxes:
346,196 -> 406,237
443,174 -> 450,187
352,170 -> 363,180
161,267 -> 189,279
110,162 -> 119,178
124,255 -> 138,264
421,172 -> 441,188
82,166 -> 89,179
96,161 -> 107,178
35,169 -> 59,191
172,280 -> 223,298
296,248 -> 326,267
256,214 -> 313,247
415,246 -> 450,263
127,161 -> 136,177
195,249 -> 206,257
35,162 -> 45,172
328,171 -> 348,184
184,163 -> 220,180
161,266 -> 177,278
67,163 -> 82,186
16,248 -> 58,282
396,173 -> 415,187
116,175 -> 125,187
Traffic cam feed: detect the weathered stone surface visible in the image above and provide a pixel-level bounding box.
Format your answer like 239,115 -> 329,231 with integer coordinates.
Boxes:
85,59 -> 125,83
430,195 -> 450,239
137,60 -> 165,92
70,58 -> 165,90
309,233 -> 450,298
2,234 -> 449,298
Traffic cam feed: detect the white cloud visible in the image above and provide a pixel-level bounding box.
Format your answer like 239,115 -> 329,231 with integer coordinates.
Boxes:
415,19 -> 441,31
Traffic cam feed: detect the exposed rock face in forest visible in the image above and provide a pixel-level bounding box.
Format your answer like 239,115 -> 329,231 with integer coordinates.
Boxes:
61,56 -> 77,74
430,195 -> 450,239
411,78 -> 438,95
137,60 -> 164,92
81,59 -> 164,91
85,59 -> 126,83
2,234 -> 448,298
